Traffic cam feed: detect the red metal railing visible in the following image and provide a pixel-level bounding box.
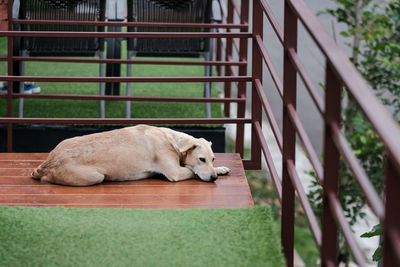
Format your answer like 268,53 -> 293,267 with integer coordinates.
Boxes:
251,0 -> 400,266
1,0 -> 400,266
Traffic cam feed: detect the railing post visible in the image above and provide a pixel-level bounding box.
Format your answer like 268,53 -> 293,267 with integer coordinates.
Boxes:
383,156 -> 400,266
216,39 -> 222,75
6,0 -> 13,152
235,0 -> 249,159
223,0 -> 234,118
321,63 -> 342,266
249,0 -> 262,170
281,1 -> 297,265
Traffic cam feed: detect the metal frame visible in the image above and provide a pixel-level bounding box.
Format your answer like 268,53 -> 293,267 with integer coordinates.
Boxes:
1,0 -> 400,265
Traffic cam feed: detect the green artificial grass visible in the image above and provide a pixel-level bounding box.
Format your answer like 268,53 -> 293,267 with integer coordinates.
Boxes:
0,37 -> 222,121
0,206 -> 285,267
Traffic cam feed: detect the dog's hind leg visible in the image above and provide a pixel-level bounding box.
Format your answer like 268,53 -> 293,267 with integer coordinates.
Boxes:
47,165 -> 105,186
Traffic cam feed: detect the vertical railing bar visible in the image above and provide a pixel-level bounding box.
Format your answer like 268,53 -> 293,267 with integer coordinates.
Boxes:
321,63 -> 342,266
6,0 -> 13,152
216,40 -> 222,75
250,0 -> 262,169
223,0 -> 234,118
235,0 -> 249,160
383,156 -> 400,266
387,230 -> 400,265
281,1 -> 298,265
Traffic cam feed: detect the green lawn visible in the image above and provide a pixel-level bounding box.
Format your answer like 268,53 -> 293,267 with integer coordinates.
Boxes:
0,38 -> 222,120
0,206 -> 285,267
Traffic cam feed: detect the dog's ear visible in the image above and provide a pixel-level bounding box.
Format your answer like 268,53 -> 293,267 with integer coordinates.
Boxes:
167,134 -> 198,154
199,138 -> 212,147
177,138 -> 198,154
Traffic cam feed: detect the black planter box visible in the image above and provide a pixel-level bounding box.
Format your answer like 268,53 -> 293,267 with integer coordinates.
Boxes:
0,125 -> 225,153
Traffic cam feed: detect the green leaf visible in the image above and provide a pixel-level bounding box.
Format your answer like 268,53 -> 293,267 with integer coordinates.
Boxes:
340,31 -> 351,37
360,224 -> 382,238
372,245 -> 383,262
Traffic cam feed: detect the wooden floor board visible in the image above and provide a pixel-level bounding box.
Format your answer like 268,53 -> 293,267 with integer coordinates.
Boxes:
0,153 -> 254,208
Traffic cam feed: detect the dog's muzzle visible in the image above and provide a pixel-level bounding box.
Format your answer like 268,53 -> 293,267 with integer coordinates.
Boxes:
209,175 -> 218,182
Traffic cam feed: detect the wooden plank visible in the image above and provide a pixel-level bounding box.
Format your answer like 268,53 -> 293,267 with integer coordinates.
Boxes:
0,185 -> 250,195
0,203 -> 249,209
0,153 -> 254,208
0,153 -> 48,160
0,194 -> 253,206
0,176 -> 250,186
0,161 -> 43,168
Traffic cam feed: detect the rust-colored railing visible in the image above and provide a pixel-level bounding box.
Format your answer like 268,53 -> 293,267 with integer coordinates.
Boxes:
1,0 -> 400,266
0,0 -> 251,162
251,0 -> 400,266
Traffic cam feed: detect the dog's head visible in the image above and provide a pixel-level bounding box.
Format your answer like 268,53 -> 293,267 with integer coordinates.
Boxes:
178,138 -> 218,182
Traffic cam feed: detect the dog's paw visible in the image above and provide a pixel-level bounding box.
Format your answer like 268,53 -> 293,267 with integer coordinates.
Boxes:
215,166 -> 230,176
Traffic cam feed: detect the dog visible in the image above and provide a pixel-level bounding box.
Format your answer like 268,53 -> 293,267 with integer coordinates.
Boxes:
31,125 -> 230,186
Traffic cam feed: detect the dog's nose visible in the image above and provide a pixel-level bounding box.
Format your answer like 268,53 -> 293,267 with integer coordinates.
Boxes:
209,175 -> 218,182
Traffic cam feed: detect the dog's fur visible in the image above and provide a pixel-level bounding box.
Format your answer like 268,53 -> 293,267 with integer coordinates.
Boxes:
31,125 -> 230,186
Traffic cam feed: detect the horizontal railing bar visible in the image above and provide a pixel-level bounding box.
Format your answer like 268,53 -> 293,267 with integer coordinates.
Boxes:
255,35 -> 283,98
254,121 -> 283,201
0,93 -> 246,103
0,118 -> 252,125
0,56 -> 247,66
287,104 -> 324,184
287,0 -> 400,174
287,48 -> 325,114
254,79 -> 283,151
259,0 -> 284,44
330,122 -> 385,220
287,160 -> 322,247
328,193 -> 368,267
0,31 -> 252,39
0,75 -> 252,83
12,19 -> 248,29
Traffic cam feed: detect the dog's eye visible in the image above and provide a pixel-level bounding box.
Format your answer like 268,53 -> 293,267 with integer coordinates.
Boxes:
199,157 -> 206,163
212,158 -> 215,162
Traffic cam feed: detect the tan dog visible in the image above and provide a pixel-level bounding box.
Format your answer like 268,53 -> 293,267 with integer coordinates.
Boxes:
31,125 -> 230,186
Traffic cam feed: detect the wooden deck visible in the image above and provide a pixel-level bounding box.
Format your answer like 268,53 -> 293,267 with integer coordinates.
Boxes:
0,153 -> 254,209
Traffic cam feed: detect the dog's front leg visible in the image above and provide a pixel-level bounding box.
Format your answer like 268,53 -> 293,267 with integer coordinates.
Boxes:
214,166 -> 231,175
164,166 -> 195,182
